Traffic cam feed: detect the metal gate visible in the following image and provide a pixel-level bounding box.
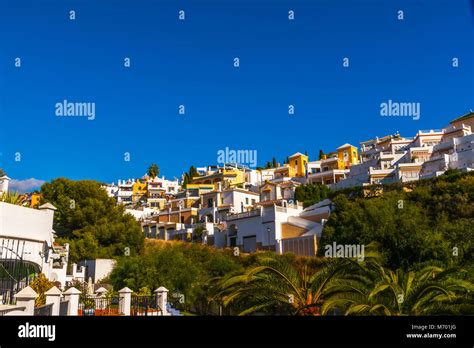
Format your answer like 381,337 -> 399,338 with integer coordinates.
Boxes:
0,238 -> 40,305
34,303 -> 53,316
78,295 -> 123,316
131,295 -> 162,316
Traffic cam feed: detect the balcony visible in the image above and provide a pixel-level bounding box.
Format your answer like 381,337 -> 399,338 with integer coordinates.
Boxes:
418,129 -> 444,134
225,209 -> 261,221
368,167 -> 395,176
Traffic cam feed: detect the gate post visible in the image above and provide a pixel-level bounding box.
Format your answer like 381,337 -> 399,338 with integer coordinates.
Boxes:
64,287 -> 81,316
14,286 -> 38,316
119,287 -> 133,316
155,287 -> 169,316
45,286 -> 62,316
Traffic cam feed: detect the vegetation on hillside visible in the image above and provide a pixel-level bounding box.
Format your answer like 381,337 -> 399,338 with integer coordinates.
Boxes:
295,183 -> 331,207
109,240 -> 243,315
320,170 -> 474,269
110,241 -> 474,316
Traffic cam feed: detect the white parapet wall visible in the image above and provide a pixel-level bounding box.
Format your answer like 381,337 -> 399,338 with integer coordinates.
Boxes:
0,202 -> 56,280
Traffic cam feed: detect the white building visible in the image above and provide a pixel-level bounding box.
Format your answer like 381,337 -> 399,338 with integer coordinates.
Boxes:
78,259 -> 116,284
220,202 -> 304,254
332,127 -> 448,188
0,202 -> 71,302
198,186 -> 260,224
421,126 -> 474,178
125,207 -> 159,221
102,183 -> 119,199
147,176 -> 179,195
117,179 -> 134,204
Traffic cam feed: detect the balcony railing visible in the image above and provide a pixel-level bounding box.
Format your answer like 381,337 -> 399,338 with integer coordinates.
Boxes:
226,209 -> 261,221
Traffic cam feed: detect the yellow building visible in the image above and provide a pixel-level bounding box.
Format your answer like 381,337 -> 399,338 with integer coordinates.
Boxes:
132,181 -> 148,204
185,184 -> 215,195
191,168 -> 245,190
30,193 -> 42,207
336,144 -> 359,169
288,152 -> 308,177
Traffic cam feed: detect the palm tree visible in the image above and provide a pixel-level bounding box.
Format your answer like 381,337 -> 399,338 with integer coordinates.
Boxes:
147,164 -> 159,179
214,254 -> 353,316
322,260 -> 474,315
1,191 -> 27,206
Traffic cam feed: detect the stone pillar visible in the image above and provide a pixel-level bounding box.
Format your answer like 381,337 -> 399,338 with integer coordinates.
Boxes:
155,287 -> 169,316
118,287 -> 133,316
14,286 -> 38,316
45,286 -> 62,316
63,287 -> 81,316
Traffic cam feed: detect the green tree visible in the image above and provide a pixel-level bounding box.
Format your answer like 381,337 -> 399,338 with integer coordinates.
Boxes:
294,183 -> 331,207
0,168 -> 6,176
147,164 -> 160,179
272,157 -> 277,168
318,150 -> 325,160
182,166 -> 199,188
322,172 -> 474,268
40,178 -> 144,262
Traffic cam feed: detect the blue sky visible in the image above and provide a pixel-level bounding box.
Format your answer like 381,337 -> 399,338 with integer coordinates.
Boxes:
0,0 -> 473,191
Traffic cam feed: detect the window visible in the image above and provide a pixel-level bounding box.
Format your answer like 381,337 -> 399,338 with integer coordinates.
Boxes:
245,197 -> 249,204
251,199 -> 256,205
207,198 -> 213,208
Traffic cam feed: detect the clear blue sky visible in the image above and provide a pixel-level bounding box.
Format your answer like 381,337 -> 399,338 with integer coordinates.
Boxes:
1,0 -> 473,190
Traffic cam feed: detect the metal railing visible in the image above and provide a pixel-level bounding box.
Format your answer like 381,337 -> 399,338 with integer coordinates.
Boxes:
131,295 -> 162,316
34,303 -> 53,316
78,295 -> 123,316
0,305 -> 26,316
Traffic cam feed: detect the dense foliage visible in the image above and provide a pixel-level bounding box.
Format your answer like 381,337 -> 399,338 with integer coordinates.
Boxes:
320,171 -> 474,269
295,183 -> 331,207
109,240 -> 243,315
109,241 -> 473,315
40,178 -> 144,262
